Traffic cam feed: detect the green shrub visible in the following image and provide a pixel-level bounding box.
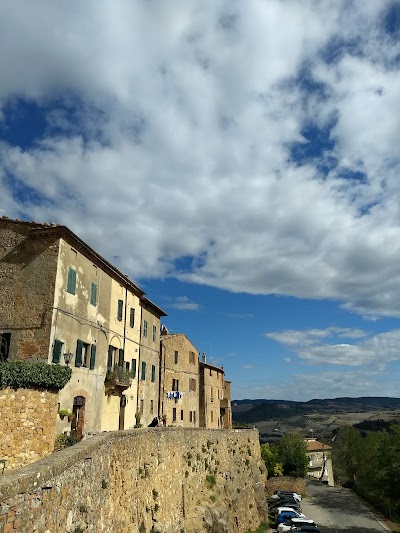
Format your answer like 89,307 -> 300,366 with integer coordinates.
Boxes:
205,474 -> 216,489
0,361 -> 72,390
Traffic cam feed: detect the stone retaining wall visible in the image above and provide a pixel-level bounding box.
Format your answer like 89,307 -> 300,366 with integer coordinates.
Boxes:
0,428 -> 268,533
0,388 -> 58,469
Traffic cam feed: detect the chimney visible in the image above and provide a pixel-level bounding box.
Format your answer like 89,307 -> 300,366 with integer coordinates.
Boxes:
202,352 -> 207,363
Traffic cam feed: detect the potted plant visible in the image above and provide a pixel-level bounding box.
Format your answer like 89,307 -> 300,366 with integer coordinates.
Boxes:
59,409 -> 69,420
68,412 -> 75,422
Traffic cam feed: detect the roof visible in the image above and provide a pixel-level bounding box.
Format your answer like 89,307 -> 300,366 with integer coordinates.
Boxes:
199,360 -> 225,374
0,217 -> 167,316
305,439 -> 332,451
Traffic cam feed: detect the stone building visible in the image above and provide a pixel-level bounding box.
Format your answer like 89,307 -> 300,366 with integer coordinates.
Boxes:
306,438 -> 334,486
159,332 -> 200,427
0,217 -> 166,437
159,332 -> 232,429
199,358 -> 228,429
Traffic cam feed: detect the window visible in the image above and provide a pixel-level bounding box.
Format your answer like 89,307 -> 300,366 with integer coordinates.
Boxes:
174,350 -> 179,364
0,332 -> 11,362
172,378 -> 179,391
211,411 -> 213,423
180,409 -> 184,421
131,358 -> 137,378
140,399 -> 144,414
152,325 -> 157,342
130,308 -> 135,328
108,345 -> 117,371
90,282 -> 97,306
141,361 -> 146,380
189,351 -> 196,364
189,378 -> 196,392
75,340 -> 94,368
151,364 -> 156,382
210,369 -> 212,376
125,361 -> 130,372
118,348 -> 124,368
143,320 -> 148,338
193,411 -> 196,424
189,411 -> 193,422
150,400 -> 154,415
66,267 -> 77,295
210,387 -> 214,401
172,408 -> 177,422
117,300 -> 123,321
52,339 -> 63,364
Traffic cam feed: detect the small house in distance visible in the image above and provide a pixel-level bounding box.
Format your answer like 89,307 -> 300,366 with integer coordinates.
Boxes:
305,438 -> 334,486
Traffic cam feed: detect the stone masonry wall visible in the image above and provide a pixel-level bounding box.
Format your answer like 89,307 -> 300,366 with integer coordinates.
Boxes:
0,428 -> 268,533
0,388 -> 58,470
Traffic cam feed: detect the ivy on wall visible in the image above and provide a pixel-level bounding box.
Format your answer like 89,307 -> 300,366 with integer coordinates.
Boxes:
0,361 -> 72,390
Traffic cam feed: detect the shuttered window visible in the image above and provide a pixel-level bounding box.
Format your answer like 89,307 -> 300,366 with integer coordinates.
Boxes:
131,358 -> 137,378
52,339 -> 63,364
141,361 -> 146,380
118,348 -> 124,368
75,339 -> 83,367
130,308 -> 135,328
89,344 -> 96,370
152,325 -> 157,342
107,345 -> 115,371
90,282 -> 97,306
151,364 -> 156,382
174,351 -> 178,364
117,300 -> 123,321
143,320 -> 148,338
66,268 -> 77,295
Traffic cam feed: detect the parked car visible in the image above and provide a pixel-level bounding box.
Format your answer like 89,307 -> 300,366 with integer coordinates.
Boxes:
271,490 -> 302,502
290,527 -> 320,533
270,499 -> 302,513
269,495 -> 302,506
275,511 -> 307,527
277,518 -> 317,532
273,506 -> 306,518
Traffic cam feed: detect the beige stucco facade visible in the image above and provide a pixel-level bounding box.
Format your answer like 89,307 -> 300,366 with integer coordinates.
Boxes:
0,218 -> 166,440
199,360 -> 226,429
160,333 -> 200,427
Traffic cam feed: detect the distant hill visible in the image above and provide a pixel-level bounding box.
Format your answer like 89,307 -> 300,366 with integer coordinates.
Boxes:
232,397 -> 400,423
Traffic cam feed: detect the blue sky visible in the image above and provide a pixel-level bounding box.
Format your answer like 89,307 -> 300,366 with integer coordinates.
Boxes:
1,1 -> 400,400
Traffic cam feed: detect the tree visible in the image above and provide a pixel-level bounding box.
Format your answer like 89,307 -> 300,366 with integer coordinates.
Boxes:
277,433 -> 308,478
260,443 -> 283,477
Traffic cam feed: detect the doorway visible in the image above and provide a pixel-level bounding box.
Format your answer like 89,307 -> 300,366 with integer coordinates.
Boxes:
119,395 -> 126,430
72,396 -> 86,440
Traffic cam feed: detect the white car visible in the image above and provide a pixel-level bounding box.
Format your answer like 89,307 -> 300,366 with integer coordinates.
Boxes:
277,518 -> 316,532
274,506 -> 306,518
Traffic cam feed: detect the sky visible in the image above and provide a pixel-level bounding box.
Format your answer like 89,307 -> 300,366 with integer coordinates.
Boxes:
1,1 -> 400,401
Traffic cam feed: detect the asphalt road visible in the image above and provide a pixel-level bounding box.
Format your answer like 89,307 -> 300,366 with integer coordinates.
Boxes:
297,481 -> 390,532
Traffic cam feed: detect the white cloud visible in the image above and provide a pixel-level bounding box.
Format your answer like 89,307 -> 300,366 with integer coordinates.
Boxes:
265,327 -> 400,368
242,364 -> 256,369
167,296 -> 202,311
0,2 -> 399,318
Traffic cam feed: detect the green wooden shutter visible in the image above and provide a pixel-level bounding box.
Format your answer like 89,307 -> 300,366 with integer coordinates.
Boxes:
90,282 -> 97,306
67,268 -> 77,295
130,308 -> 135,328
151,364 -> 156,382
131,358 -> 137,378
52,340 -> 63,364
118,348 -> 124,368
117,300 -> 123,321
89,344 -> 96,370
141,361 -> 146,380
75,339 -> 83,367
107,346 -> 114,371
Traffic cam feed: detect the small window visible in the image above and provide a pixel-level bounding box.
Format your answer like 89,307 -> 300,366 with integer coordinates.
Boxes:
90,282 -> 98,306
141,361 -> 146,380
118,348 -> 124,368
193,411 -> 196,424
143,320 -> 148,338
151,364 -> 156,382
210,369 -> 212,376
131,358 -> 137,378
75,340 -> 90,367
152,325 -> 157,342
150,400 -> 154,415
211,411 -> 213,423
117,300 -> 123,321
180,409 -> 184,421
189,378 -> 196,392
140,399 -> 144,414
172,378 -> 179,391
130,308 -> 135,328
52,339 -> 63,364
174,350 -> 178,364
189,411 -> 193,422
66,267 -> 77,295
189,351 -> 196,364
108,345 -> 117,371
173,408 -> 177,422
125,361 -> 130,372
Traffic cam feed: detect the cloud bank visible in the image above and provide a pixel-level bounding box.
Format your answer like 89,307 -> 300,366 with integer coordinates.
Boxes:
1,1 -> 400,319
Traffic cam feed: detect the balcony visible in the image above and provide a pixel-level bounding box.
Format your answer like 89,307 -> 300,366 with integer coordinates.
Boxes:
105,367 -> 133,391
